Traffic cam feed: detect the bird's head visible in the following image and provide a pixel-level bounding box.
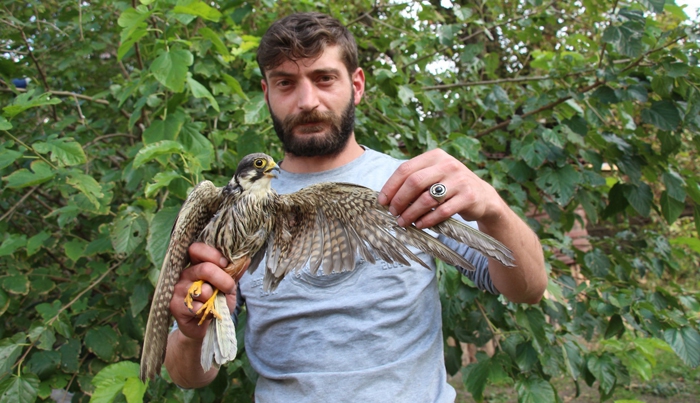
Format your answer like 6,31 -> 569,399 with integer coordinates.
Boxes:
232,153 -> 280,194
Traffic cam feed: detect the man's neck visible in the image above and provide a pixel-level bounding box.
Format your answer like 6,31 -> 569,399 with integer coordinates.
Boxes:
279,136 -> 365,174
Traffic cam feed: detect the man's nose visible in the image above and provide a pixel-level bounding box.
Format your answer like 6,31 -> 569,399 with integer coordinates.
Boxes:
296,79 -> 319,111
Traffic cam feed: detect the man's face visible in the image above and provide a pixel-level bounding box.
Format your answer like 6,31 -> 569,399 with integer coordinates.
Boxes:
261,45 -> 365,157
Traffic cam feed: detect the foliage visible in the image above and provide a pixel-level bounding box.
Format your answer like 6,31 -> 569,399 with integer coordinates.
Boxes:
1,0 -> 699,401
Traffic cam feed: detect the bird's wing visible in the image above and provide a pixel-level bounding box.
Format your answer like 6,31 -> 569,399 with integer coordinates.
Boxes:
140,180 -> 223,381
261,182 -> 514,291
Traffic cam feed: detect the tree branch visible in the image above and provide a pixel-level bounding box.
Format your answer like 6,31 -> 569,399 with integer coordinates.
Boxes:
18,27 -> 58,121
0,87 -> 110,105
0,187 -> 38,222
475,81 -> 604,138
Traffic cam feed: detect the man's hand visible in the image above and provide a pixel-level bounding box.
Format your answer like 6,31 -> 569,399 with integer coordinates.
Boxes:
165,243 -> 245,388
378,148 -> 507,229
169,243 -> 241,341
378,148 -> 547,304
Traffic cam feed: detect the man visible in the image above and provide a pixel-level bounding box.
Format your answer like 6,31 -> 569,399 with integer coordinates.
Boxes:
164,12 -> 547,402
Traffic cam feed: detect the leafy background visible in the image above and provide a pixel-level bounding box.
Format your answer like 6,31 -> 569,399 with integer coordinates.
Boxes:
1,0 -> 699,402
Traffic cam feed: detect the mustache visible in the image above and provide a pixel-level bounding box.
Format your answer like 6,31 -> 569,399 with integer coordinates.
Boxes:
283,110 -> 339,128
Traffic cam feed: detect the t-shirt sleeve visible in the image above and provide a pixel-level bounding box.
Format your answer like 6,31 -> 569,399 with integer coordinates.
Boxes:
437,234 -> 500,295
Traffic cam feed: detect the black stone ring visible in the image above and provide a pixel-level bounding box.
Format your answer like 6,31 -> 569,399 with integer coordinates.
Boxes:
429,183 -> 447,203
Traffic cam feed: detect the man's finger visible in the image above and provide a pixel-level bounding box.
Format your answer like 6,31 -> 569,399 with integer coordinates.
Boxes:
180,262 -> 237,295
378,153 -> 434,205
189,242 -> 228,267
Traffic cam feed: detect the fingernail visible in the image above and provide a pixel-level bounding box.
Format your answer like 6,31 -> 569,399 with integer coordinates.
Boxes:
389,206 -> 397,216
397,217 -> 405,227
219,257 -> 229,267
378,192 -> 388,205
415,220 -> 424,229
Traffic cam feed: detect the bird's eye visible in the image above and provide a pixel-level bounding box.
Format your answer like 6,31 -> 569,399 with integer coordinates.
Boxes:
254,158 -> 265,168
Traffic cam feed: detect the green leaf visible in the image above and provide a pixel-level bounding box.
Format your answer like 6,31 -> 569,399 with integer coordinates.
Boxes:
1,273 -> 28,295
33,137 -> 87,167
92,362 -> 143,403
641,100 -> 681,131
63,238 -> 88,261
26,231 -> 50,256
515,308 -> 549,353
129,281 -> 153,317
604,314 -> 625,339
0,374 -> 39,403
664,327 -> 700,368
142,111 -> 187,144
199,27 -> 230,60
173,1 -> 222,22
0,116 -> 12,130
133,140 -> 185,169
222,73 -> 248,100
397,85 -> 414,105
670,236 -> 700,254
660,191 -> 685,224
515,376 -> 556,403
145,171 -> 182,198
67,172 -> 104,209
623,183 -> 653,217
179,121 -> 215,171
535,165 -> 581,205
651,75 -> 674,98
122,377 -> 147,403
662,171 -> 686,201
147,205 -> 179,270
244,94 -> 269,124
110,210 -> 148,256
2,91 -> 61,119
0,289 -> 9,316
2,160 -> 55,188
186,74 -> 219,111
0,149 -> 21,170
0,234 -> 27,257
85,326 -> 119,362
639,0 -> 665,13
117,7 -> 152,29
150,49 -> 194,93
587,354 -> 617,394
0,340 -> 23,376
117,27 -> 147,61
462,358 -> 490,402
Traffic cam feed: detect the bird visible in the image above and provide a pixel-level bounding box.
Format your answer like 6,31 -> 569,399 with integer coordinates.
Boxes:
139,152 -> 516,381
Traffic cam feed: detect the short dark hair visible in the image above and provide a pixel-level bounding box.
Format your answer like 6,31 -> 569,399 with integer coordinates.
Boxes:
257,12 -> 358,79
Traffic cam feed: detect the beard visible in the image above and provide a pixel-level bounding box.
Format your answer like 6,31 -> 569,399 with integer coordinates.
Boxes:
269,94 -> 355,157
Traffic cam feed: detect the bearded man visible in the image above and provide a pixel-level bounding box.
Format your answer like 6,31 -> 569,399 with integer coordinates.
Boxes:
163,12 -> 547,402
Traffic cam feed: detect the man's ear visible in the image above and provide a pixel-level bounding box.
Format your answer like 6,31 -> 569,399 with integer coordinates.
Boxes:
261,79 -> 269,104
351,68 -> 365,105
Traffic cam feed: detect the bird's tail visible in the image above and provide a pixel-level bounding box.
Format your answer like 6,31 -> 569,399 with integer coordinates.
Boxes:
201,292 -> 238,371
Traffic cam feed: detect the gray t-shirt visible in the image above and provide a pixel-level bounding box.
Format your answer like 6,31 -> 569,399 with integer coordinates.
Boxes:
237,147 -> 497,402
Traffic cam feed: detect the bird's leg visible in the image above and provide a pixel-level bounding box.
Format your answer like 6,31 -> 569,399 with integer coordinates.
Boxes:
194,288 -> 223,325
184,280 -> 205,311
223,256 -> 251,279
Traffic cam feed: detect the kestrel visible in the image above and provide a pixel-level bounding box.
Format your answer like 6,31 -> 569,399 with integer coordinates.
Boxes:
139,153 -> 515,381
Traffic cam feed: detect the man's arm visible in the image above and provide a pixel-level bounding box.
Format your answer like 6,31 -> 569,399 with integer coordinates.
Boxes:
163,244 -> 239,388
378,148 -> 547,304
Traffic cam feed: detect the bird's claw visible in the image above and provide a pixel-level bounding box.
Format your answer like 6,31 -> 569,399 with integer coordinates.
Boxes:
184,280 -> 205,310
194,289 -> 222,325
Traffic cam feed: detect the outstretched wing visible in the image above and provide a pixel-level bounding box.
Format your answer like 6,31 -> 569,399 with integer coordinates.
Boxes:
261,182 -> 514,291
140,181 -> 223,381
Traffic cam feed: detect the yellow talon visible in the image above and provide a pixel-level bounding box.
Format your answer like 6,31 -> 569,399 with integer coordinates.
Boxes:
194,288 -> 222,325
184,280 -> 205,310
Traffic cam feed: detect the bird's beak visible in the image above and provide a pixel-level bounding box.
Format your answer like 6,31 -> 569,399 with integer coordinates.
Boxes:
264,162 -> 280,178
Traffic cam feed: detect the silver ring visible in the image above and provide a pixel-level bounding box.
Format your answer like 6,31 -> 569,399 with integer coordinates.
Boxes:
429,183 -> 447,203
